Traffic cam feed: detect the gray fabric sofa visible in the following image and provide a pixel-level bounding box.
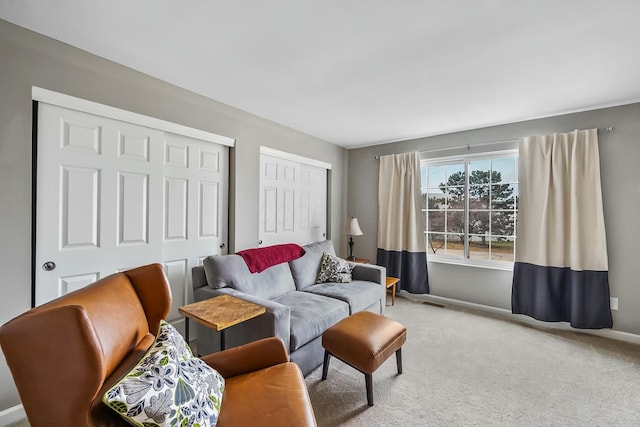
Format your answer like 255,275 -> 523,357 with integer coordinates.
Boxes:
191,240 -> 386,376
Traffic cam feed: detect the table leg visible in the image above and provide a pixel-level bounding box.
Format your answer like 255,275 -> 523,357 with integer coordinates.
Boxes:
184,318 -> 190,343
220,329 -> 226,351
391,283 -> 396,306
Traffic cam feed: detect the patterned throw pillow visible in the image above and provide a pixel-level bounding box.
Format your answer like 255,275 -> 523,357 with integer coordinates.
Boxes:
103,320 -> 225,427
316,251 -> 354,283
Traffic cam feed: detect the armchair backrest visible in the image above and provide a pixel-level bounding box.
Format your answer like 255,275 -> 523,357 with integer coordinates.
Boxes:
0,263 -> 172,427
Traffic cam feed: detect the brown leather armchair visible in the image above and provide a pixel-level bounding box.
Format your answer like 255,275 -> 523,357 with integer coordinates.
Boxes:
0,263 -> 316,427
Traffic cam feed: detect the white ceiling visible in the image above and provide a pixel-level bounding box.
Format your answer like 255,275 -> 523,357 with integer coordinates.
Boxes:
2,1 -> 640,148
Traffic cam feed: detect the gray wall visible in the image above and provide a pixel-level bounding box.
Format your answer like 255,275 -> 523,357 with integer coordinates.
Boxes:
0,20 -> 347,409
348,102 -> 640,334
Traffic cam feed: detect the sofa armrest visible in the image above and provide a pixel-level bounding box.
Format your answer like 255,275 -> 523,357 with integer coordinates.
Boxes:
194,286 -> 292,352
200,337 -> 289,378
350,263 -> 386,285
192,265 -> 208,291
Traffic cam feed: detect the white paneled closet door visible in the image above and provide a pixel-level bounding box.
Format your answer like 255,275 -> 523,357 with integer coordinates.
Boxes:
35,102 -> 228,334
259,149 -> 328,247
161,132 -> 228,329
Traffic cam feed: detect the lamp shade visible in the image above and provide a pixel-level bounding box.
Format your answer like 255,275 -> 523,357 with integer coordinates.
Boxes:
346,217 -> 363,236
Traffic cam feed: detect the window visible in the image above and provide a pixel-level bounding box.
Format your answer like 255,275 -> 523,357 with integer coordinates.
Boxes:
421,151 -> 518,267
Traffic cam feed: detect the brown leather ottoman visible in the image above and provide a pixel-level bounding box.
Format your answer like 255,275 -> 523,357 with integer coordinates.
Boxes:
321,311 -> 407,406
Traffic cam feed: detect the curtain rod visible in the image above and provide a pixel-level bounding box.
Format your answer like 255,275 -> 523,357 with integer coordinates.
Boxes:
373,126 -> 615,159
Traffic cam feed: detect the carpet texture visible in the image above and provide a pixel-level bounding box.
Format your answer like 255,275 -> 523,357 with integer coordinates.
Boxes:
9,297 -> 640,426
306,297 -> 640,426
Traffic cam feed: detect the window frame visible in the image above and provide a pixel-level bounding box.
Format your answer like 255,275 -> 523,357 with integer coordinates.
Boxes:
421,149 -> 518,271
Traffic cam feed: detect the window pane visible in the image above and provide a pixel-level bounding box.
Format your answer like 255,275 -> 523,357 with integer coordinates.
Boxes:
427,165 -> 447,188
446,211 -> 464,233
427,192 -> 447,209
470,159 -> 490,172
446,186 -> 465,208
427,233 -> 445,255
490,237 -> 515,262
469,185 -> 489,209
491,184 -> 516,209
491,211 -> 515,236
469,234 -> 490,260
428,211 -> 445,232
446,164 -> 465,185
445,234 -> 464,258
469,211 -> 489,235
492,157 -> 516,183
469,159 -> 490,185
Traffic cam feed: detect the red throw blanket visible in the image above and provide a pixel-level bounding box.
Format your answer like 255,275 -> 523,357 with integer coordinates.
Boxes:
236,244 -> 306,273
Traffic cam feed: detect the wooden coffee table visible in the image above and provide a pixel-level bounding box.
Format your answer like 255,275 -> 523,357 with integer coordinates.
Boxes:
179,294 -> 265,351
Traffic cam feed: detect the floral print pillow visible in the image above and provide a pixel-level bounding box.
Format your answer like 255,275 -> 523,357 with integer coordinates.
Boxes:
316,251 -> 354,283
103,320 -> 224,427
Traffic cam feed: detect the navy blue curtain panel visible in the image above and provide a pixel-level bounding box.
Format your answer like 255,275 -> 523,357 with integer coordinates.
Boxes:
377,249 -> 428,294
512,129 -> 612,329
377,152 -> 429,294
512,263 -> 612,329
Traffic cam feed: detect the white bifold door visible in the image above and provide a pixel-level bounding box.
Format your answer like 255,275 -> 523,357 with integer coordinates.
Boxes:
34,102 -> 228,334
259,148 -> 329,247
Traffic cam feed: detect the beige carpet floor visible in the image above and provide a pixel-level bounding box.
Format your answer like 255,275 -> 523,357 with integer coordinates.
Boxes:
305,297 -> 640,426
9,297 -> 640,426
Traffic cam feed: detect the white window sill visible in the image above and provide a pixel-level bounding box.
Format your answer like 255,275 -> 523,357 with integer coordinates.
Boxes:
426,256 -> 514,272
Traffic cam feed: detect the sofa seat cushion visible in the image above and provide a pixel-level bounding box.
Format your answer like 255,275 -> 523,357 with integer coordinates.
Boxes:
303,280 -> 382,314
273,291 -> 348,352
217,362 -> 316,427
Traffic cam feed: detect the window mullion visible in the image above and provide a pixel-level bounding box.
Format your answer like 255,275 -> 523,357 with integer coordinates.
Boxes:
464,159 -> 470,259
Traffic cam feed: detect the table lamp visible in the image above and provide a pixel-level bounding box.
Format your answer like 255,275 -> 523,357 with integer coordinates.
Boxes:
345,217 -> 363,260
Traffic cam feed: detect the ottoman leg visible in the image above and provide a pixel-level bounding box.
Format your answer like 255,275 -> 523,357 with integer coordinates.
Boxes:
365,373 -> 374,406
321,350 -> 331,380
396,347 -> 403,374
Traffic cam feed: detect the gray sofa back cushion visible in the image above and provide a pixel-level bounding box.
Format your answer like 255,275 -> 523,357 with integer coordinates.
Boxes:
289,240 -> 336,290
203,254 -> 296,300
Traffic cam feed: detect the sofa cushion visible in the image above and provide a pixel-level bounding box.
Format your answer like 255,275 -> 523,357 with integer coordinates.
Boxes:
289,240 -> 336,290
273,291 -> 348,351
103,320 -> 225,427
303,280 -> 383,314
203,254 -> 296,300
316,251 -> 353,284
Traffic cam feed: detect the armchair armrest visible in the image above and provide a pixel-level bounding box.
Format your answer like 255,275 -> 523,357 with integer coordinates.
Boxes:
200,337 -> 289,378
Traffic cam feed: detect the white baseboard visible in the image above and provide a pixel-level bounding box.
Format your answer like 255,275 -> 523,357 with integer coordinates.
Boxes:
400,292 -> 640,345
0,404 -> 26,426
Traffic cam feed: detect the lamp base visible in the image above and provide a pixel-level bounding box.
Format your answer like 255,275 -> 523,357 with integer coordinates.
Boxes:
348,236 -> 355,260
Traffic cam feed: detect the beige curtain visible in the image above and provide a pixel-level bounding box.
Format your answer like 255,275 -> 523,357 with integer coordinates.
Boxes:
512,129 -> 612,328
377,152 -> 428,294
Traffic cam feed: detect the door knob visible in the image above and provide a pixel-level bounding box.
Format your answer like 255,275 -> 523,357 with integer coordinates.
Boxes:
42,261 -> 56,271
219,243 -> 225,249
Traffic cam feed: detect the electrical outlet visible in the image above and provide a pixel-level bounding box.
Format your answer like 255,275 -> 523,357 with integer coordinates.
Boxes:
610,297 -> 619,310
